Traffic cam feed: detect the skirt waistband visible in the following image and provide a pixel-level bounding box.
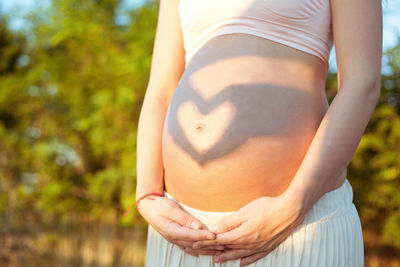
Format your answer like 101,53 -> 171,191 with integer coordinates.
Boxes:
164,178 -> 354,228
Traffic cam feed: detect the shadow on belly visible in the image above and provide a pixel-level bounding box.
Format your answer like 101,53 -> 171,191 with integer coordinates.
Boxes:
165,81 -> 314,167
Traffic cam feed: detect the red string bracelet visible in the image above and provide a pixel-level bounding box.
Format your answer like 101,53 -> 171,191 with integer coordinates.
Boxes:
124,192 -> 164,217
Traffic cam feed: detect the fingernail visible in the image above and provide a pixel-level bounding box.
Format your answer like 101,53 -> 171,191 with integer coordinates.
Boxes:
191,221 -> 201,229
214,256 -> 220,262
193,244 -> 199,249
207,233 -> 215,239
210,224 -> 218,232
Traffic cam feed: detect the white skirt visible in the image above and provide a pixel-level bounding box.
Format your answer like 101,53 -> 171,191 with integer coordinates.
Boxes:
144,178 -> 364,266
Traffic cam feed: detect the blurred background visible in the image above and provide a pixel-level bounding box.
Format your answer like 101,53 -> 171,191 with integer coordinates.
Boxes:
0,0 -> 399,266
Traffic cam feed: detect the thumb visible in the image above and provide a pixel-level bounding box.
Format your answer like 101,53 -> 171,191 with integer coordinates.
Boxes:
170,205 -> 203,230
209,211 -> 245,234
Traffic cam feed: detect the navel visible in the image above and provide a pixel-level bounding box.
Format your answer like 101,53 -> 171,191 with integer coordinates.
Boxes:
195,123 -> 205,133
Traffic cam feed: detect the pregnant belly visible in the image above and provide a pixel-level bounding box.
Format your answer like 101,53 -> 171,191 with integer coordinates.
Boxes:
162,35 -> 330,211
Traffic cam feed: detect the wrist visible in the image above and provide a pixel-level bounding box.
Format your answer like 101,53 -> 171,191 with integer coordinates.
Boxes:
136,184 -> 164,202
125,192 -> 164,217
281,174 -> 319,218
136,192 -> 165,215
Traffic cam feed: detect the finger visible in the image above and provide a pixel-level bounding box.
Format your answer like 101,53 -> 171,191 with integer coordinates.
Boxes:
174,241 -> 224,250
192,239 -> 221,248
212,225 -> 247,244
239,251 -> 269,267
192,225 -> 246,248
209,211 -> 247,234
178,245 -> 224,256
164,220 -> 216,241
224,239 -> 264,250
179,246 -> 199,257
173,240 -> 197,248
166,203 -> 204,230
202,245 -> 225,250
213,249 -> 254,263
188,243 -> 225,250
223,224 -> 287,250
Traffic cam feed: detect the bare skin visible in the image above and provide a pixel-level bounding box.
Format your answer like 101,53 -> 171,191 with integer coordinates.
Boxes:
135,0 -> 382,264
162,33 -> 347,211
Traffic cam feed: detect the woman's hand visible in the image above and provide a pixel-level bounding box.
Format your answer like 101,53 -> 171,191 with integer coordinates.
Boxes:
137,195 -> 226,257
190,192 -> 307,266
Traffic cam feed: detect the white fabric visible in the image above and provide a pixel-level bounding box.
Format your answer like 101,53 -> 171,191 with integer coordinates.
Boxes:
144,178 -> 364,266
178,0 -> 333,68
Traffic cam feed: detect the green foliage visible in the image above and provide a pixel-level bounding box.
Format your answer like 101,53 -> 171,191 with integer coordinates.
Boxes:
0,0 -> 159,230
349,104 -> 400,238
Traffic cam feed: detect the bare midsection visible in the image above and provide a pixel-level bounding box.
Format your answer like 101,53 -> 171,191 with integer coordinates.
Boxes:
162,34 -> 330,211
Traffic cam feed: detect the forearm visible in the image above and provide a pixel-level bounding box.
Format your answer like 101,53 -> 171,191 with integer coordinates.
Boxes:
284,78 -> 381,214
135,92 -> 170,201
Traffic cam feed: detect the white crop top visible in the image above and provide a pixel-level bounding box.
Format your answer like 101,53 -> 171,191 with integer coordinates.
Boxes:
178,0 -> 334,68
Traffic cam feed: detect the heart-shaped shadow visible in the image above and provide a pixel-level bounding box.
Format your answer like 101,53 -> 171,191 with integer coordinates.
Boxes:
163,30 -> 326,167
165,80 -> 313,167
177,99 -> 235,154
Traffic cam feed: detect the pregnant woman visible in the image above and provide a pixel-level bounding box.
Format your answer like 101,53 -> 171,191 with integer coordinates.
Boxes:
128,0 -> 382,265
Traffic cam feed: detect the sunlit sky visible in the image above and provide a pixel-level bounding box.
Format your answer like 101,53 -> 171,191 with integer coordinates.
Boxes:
1,0 -> 400,73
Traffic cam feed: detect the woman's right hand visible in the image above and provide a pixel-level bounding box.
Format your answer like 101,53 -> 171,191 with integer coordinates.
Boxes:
137,195 -> 226,257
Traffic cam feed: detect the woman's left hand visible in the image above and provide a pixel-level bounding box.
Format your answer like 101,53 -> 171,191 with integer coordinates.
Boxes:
191,192 -> 307,266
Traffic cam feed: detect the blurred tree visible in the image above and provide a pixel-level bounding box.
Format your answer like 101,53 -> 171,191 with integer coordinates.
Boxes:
0,0 -> 160,236
381,41 -> 400,113
0,16 -> 27,235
